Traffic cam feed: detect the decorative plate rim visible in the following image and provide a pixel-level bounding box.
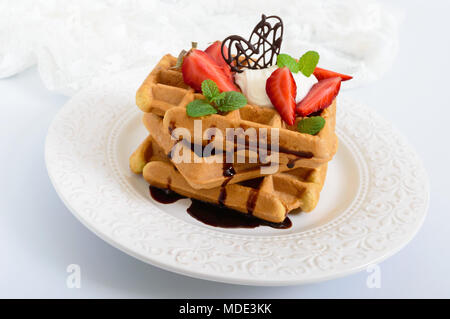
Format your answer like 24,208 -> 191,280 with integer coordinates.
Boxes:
45,68 -> 429,286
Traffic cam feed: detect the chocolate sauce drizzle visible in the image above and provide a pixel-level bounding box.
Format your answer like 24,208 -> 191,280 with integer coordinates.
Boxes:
149,181 -> 291,229
246,189 -> 259,215
168,139 -> 313,162
221,14 -> 283,73
287,158 -> 299,169
168,121 -> 176,136
218,184 -> 227,207
222,162 -> 236,177
218,151 -> 236,206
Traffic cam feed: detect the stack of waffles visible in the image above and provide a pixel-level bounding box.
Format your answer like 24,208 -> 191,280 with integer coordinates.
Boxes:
129,54 -> 338,223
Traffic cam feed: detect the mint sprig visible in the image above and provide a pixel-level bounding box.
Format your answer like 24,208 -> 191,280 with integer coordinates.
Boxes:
186,99 -> 217,117
277,51 -> 320,77
277,54 -> 300,73
186,80 -> 247,117
215,91 -> 247,112
298,51 -> 320,77
201,79 -> 220,102
297,116 -> 325,135
210,92 -> 226,103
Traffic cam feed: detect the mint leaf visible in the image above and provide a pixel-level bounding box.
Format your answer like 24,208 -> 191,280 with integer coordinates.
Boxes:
186,99 -> 218,117
297,116 -> 325,135
201,79 -> 220,102
277,53 -> 300,73
185,80 -> 246,117
210,91 -> 226,103
215,91 -> 247,112
298,51 -> 320,77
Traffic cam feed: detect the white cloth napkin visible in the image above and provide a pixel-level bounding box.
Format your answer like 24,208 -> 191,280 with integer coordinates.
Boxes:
0,0 -> 401,96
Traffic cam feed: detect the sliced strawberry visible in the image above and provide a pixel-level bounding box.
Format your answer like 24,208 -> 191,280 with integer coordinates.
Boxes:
205,41 -> 234,82
205,41 -> 230,69
313,67 -> 352,81
296,77 -> 341,117
182,49 -> 239,93
265,67 -> 297,125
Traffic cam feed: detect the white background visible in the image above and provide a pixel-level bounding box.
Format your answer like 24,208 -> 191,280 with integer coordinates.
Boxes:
1,0 -> 449,298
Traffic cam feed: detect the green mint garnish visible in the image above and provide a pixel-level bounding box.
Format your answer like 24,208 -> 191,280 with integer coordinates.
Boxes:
201,79 -> 220,102
214,91 -> 247,112
297,116 -> 325,135
186,99 -> 217,117
186,80 -> 247,117
298,51 -> 320,77
277,54 -> 300,73
210,92 -> 226,103
276,51 -> 320,77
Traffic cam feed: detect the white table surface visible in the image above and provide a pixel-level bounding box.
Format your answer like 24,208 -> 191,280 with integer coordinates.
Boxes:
1,1 -> 449,298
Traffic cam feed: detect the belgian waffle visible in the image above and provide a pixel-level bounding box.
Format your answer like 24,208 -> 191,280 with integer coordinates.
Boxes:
141,112 -> 330,190
136,54 -> 338,161
130,135 -> 328,223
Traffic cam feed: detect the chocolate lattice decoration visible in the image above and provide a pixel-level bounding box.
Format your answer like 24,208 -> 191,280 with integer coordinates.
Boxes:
221,14 -> 283,73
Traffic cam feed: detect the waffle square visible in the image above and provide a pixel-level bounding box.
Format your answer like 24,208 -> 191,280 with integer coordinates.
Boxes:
141,112 -> 330,190
130,135 -> 327,223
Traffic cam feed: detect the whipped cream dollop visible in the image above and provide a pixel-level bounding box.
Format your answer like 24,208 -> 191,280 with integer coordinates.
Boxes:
234,65 -> 318,108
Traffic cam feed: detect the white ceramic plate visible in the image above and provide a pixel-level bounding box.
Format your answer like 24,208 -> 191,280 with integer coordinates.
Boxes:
45,68 -> 429,286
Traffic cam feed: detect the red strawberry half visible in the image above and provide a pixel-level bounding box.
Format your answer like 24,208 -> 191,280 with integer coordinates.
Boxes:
205,41 -> 234,82
182,49 -> 239,93
205,41 -> 230,68
266,67 -> 297,125
313,67 -> 352,81
296,77 -> 341,117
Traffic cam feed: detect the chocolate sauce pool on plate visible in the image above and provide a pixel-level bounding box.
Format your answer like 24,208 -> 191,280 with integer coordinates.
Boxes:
149,185 -> 291,229
149,185 -> 185,204
187,199 -> 291,229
